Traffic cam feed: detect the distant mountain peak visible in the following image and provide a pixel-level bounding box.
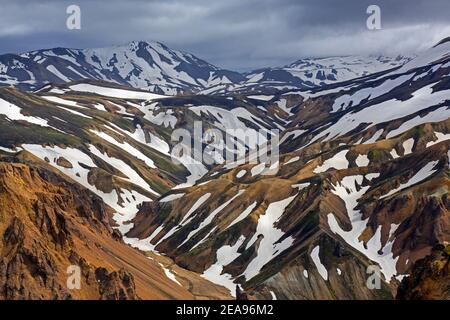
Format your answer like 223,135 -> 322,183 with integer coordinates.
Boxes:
433,36 -> 450,48
0,41 -> 244,94
0,41 -> 414,95
202,54 -> 413,95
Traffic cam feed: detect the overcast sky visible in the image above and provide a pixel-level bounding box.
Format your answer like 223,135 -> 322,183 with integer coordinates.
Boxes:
1,0 -> 450,70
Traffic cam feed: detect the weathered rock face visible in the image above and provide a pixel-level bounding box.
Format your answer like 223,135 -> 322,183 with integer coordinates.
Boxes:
95,268 -> 138,300
0,161 -> 134,299
0,159 -> 229,300
246,235 -> 393,300
397,244 -> 450,300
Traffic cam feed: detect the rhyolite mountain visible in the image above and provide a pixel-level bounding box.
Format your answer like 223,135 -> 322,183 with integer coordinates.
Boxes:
0,78 -> 287,299
0,38 -> 449,300
126,39 -> 450,299
0,40 -> 410,94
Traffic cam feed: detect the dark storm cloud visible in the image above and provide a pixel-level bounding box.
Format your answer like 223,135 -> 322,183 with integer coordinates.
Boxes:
1,0 -> 450,70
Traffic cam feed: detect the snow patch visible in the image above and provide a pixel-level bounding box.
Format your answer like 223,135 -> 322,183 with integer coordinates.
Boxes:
0,98 -> 49,127
243,195 -> 297,281
314,150 -> 349,173
158,263 -> 181,286
226,201 -> 258,230
236,170 -> 247,178
70,83 -> 167,100
311,246 -> 328,280
402,138 -> 414,155
326,174 -> 400,281
201,236 -> 246,297
426,132 -> 450,147
380,161 -> 439,198
160,193 -> 185,203
355,154 -> 370,167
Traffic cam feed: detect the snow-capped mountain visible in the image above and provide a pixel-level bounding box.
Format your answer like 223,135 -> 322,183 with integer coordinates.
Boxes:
201,55 -> 413,95
0,41 -> 245,94
0,41 -> 412,95
251,55 -> 412,86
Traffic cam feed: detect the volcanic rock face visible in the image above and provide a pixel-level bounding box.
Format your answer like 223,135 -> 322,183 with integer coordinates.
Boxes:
0,158 -> 230,300
0,161 -> 112,299
397,244 -> 450,300
95,268 -> 138,300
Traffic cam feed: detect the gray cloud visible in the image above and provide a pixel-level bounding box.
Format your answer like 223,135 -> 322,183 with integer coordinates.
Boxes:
1,0 -> 450,70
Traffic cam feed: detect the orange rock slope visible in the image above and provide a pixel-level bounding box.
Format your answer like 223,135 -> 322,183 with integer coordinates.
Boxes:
0,154 -> 231,300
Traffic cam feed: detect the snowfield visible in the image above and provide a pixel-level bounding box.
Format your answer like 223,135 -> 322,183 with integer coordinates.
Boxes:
311,246 -> 328,280
21,144 -> 157,236
0,98 -> 49,127
70,83 -> 167,100
314,150 -> 349,173
243,195 -> 297,281
202,236 -> 246,297
326,174 -> 400,281
311,84 -> 450,143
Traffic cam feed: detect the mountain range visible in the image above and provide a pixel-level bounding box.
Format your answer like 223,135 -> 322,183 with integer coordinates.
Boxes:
0,39 -> 448,300
0,40 -> 410,94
